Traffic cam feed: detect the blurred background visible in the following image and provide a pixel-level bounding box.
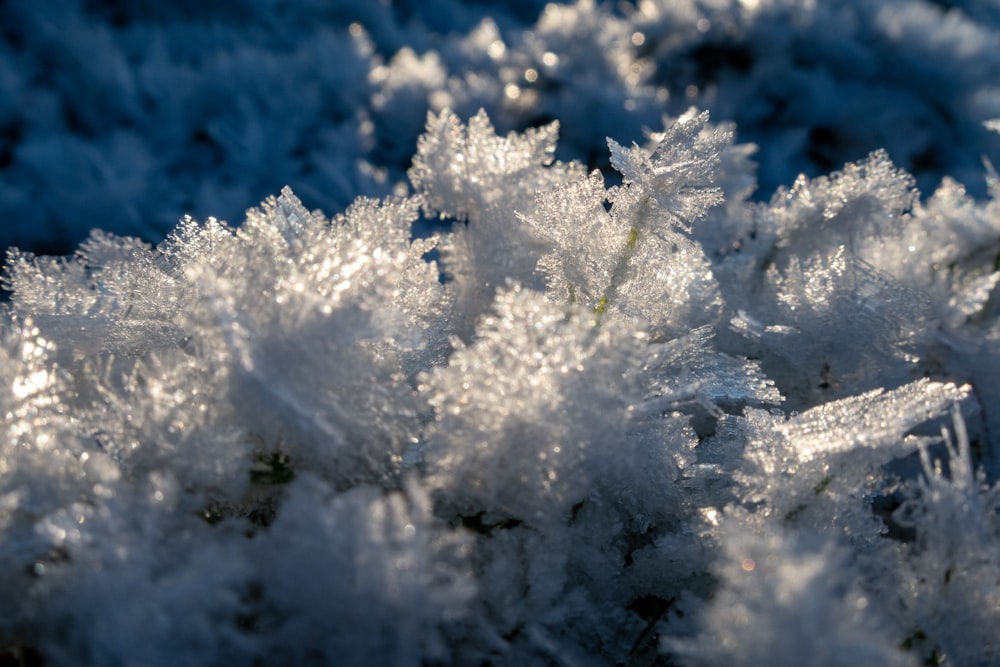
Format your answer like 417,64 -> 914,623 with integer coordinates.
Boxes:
1,0 -> 999,256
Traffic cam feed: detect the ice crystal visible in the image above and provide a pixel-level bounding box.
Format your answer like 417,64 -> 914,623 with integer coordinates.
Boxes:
773,380 -> 969,463
524,112 -> 727,334
607,109 -> 730,233
524,170 -> 628,311
175,188 -> 440,488
853,408 -> 1000,666
642,325 -> 783,411
251,476 -> 474,666
408,109 -> 584,335
728,380 -> 970,545
0,95 -> 994,665
667,527 -> 917,667
763,150 -> 917,266
5,232 -> 186,359
409,109 -> 567,223
733,245 -> 932,408
421,284 -> 677,524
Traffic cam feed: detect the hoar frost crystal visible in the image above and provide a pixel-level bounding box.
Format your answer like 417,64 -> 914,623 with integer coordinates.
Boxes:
1,106 -> 997,666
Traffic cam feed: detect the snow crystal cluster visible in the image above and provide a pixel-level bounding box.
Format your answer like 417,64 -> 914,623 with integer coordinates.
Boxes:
2,0 -> 1000,254
3,106 -> 1000,665
4,1 -> 1000,667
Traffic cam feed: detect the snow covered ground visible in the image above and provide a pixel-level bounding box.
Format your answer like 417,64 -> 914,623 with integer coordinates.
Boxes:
3,1 -> 1000,665
2,0 -> 999,254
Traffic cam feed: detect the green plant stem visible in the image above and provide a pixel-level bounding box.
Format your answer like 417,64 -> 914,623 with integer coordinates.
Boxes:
594,229 -> 636,321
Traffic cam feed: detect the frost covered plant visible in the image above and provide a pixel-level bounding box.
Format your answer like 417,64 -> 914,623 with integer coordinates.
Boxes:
884,408 -> 1000,666
2,105 -> 1000,666
668,526 -> 917,667
5,0 -> 1000,259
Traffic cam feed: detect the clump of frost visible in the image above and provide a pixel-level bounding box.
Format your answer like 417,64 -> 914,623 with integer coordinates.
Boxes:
5,0 -> 1000,257
2,105 -> 1000,666
409,108 -> 584,335
524,110 -> 729,335
881,408 -> 1000,666
667,526 -> 917,667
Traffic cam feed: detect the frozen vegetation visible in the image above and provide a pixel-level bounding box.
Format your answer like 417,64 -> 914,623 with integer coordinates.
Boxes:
3,0 -> 1000,254
3,0 -> 1000,665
